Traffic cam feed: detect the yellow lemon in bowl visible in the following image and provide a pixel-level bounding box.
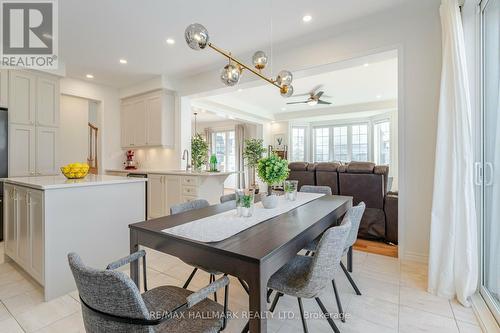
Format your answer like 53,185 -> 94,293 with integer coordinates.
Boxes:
60,162 -> 90,179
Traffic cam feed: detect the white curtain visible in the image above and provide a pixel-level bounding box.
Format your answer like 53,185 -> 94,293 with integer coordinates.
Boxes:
428,0 -> 478,306
235,124 -> 246,188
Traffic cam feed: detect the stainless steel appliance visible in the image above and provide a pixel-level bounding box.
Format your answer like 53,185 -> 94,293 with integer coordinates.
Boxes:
0,108 -> 8,241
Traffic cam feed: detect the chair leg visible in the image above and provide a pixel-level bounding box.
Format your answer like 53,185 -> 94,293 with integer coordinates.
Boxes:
183,267 -> 198,289
297,298 -> 309,333
305,250 -> 311,256
315,297 -> 340,333
331,279 -> 345,322
267,288 -> 273,303
237,277 -> 250,294
340,261 -> 362,295
269,292 -> 283,312
209,274 -> 218,302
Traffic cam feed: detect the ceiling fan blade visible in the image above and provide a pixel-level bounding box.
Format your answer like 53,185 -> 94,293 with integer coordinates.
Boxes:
317,100 -> 332,105
286,101 -> 308,105
315,91 -> 324,99
309,84 -> 323,95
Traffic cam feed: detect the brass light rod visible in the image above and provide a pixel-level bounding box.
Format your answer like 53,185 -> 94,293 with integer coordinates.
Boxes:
207,42 -> 281,89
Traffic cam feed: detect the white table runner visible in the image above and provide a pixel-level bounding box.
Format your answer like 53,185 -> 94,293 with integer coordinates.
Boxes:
162,192 -> 324,242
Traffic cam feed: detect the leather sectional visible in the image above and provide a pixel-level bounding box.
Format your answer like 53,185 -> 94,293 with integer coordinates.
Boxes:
287,161 -> 398,244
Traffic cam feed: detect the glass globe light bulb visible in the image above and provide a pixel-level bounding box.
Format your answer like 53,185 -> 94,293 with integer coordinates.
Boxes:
307,99 -> 318,106
252,51 -> 268,70
220,64 -> 241,86
276,70 -> 293,86
185,23 -> 209,50
280,84 -> 294,97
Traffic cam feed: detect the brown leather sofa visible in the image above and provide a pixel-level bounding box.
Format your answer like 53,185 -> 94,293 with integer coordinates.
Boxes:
287,161 -> 398,243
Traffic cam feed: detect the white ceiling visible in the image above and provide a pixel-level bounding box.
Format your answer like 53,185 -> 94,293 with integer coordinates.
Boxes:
193,56 -> 398,120
59,0 -> 410,87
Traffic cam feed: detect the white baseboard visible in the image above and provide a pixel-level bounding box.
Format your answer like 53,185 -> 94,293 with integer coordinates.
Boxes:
471,293 -> 500,333
402,250 -> 429,263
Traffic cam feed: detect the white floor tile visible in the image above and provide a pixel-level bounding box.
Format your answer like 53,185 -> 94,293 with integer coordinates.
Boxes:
399,305 -> 459,333
456,320 -> 483,333
399,285 -> 454,318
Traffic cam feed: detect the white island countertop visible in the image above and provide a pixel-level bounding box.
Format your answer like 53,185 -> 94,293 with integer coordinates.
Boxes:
106,168 -> 239,176
2,174 -> 147,190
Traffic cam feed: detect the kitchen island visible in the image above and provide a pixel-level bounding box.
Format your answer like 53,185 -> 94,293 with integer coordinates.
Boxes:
3,175 -> 146,300
106,169 -> 237,218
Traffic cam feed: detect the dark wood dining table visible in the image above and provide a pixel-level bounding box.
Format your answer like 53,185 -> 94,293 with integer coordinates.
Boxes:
129,194 -> 353,333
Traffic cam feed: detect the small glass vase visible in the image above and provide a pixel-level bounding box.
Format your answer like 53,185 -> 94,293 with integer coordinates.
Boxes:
284,180 -> 298,201
236,189 -> 255,217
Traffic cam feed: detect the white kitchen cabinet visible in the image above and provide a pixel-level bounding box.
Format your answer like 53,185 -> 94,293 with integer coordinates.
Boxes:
148,174 -> 166,219
9,71 -> 36,125
0,69 -> 8,107
3,184 -> 45,285
4,184 -> 17,258
165,175 -> 182,212
121,90 -> 174,148
9,124 -> 36,176
36,76 -> 60,127
8,70 -> 60,177
36,126 -> 59,175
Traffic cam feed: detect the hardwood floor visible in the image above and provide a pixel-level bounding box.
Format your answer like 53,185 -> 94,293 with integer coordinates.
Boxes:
354,238 -> 398,258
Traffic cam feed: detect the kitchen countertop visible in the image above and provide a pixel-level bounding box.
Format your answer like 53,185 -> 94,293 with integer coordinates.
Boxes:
2,174 -> 147,190
106,168 -> 239,176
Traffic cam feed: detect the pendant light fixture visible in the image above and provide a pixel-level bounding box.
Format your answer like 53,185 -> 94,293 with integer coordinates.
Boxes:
184,23 -> 294,97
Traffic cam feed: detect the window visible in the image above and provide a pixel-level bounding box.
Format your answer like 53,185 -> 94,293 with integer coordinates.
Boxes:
351,124 -> 368,161
313,123 -> 371,162
314,127 -> 330,162
212,130 -> 236,188
333,126 -> 348,162
374,121 -> 391,165
291,127 -> 306,161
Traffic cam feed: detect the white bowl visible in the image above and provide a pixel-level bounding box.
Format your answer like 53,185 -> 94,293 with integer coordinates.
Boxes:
261,194 -> 278,209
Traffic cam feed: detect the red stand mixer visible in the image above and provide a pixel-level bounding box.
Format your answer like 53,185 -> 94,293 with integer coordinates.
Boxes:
124,150 -> 138,170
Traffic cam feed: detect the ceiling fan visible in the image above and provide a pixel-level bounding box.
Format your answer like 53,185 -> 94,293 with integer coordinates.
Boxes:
286,85 -> 332,106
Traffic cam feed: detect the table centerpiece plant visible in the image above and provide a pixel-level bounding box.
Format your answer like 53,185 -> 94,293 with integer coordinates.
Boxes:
191,133 -> 209,171
243,138 -> 267,193
257,153 -> 289,209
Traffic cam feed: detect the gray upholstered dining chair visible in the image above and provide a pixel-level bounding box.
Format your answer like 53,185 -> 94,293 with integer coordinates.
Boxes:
170,199 -> 250,301
68,250 -> 230,333
302,202 -> 366,322
219,193 -> 236,203
299,185 -> 333,196
268,218 -> 351,333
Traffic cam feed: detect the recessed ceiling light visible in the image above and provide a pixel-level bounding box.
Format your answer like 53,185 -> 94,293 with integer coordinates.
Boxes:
271,121 -> 276,124
228,116 -> 235,120
363,63 -> 369,67
237,88 -> 243,92
201,109 -> 206,113
119,59 -> 128,64
376,95 -> 382,99
86,74 -> 94,79
166,38 -> 175,45
281,107 -> 287,111
302,15 -> 312,23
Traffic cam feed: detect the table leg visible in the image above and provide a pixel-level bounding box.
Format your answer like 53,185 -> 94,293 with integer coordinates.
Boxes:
130,229 -> 139,287
247,268 -> 268,333
347,246 -> 353,272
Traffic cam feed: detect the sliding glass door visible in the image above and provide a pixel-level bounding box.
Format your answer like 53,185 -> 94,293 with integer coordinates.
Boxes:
480,0 -> 500,322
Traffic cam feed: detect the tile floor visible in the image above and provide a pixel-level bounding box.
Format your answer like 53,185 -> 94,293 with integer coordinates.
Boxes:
0,243 -> 483,333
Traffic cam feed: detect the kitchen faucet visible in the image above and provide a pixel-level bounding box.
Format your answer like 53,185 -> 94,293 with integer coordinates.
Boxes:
182,149 -> 191,172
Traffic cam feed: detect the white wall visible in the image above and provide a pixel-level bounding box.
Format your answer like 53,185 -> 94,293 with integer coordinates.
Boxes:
59,95 -> 89,165
60,78 -> 123,171
176,0 -> 442,262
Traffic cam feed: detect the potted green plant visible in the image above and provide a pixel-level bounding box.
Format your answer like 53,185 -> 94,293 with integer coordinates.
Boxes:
257,153 -> 289,208
191,133 -> 209,171
243,138 -> 267,193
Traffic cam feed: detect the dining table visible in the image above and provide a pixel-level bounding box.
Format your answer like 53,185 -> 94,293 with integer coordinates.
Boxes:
129,194 -> 353,333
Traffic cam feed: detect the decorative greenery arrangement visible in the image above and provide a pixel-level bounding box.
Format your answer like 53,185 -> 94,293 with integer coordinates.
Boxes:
191,133 -> 209,171
241,194 -> 253,208
243,138 -> 267,190
257,153 -> 289,195
243,138 -> 267,168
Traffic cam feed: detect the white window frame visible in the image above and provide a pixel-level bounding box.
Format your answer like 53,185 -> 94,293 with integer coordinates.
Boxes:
373,118 -> 391,165
290,125 -> 308,162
